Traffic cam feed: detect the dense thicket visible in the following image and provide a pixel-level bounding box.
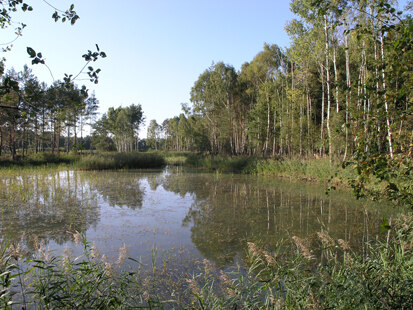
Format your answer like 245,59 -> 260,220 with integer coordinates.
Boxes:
154,0 -> 411,163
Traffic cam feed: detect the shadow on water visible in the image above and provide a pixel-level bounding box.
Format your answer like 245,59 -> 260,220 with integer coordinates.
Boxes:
0,167 -> 401,269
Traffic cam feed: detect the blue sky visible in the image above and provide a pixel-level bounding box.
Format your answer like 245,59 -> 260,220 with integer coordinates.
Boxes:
1,0 -> 409,137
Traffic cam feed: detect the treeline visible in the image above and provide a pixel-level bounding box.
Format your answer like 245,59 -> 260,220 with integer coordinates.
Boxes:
2,0 -> 411,163
149,0 -> 412,161
0,65 -> 100,159
92,104 -> 144,152
0,65 -> 146,158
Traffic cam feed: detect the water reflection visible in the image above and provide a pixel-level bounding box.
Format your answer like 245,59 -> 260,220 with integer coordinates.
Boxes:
0,168 -> 398,268
162,169 -> 396,266
85,171 -> 145,209
0,171 -> 100,251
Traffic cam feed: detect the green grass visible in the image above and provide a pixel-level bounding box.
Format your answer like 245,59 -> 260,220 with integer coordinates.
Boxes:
245,157 -> 339,181
0,152 -> 80,168
148,151 -> 191,166
1,214 -> 412,309
75,152 -> 165,170
185,154 -> 255,173
0,152 -> 166,171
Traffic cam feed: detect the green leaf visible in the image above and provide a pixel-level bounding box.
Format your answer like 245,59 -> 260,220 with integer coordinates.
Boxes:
52,11 -> 60,22
26,47 -> 36,58
71,15 -> 79,25
380,217 -> 391,233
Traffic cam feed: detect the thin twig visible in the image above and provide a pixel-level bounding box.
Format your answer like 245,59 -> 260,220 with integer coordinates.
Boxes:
43,63 -> 55,82
42,0 -> 65,13
71,60 -> 91,82
0,34 -> 20,46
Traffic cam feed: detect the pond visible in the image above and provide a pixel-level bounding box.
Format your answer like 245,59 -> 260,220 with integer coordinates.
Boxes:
0,167 -> 399,270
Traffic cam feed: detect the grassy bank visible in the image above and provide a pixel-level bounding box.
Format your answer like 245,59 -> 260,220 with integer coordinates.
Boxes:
0,153 -> 80,168
183,154 -> 349,182
185,153 -> 254,173
180,154 -> 412,208
75,152 -> 165,170
0,152 -> 166,171
1,214 -> 412,309
0,152 -> 348,181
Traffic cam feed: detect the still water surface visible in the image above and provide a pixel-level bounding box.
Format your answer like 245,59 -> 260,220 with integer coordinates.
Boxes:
0,168 -> 398,269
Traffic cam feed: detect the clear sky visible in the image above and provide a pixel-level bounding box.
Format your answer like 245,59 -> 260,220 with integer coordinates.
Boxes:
1,0 -> 409,137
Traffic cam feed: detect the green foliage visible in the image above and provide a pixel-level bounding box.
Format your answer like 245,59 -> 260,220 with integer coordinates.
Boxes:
346,154 -> 413,208
92,104 -> 144,153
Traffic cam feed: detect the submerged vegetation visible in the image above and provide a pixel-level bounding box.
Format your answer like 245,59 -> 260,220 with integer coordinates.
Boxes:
1,214 -> 412,309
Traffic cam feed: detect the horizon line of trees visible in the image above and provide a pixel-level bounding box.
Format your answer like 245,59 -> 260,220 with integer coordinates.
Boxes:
2,0 -> 411,163
0,64 -> 146,158
0,65 -> 101,159
147,0 -> 411,162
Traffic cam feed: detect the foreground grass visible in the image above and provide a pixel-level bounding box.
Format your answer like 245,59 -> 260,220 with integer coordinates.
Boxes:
1,214 -> 412,309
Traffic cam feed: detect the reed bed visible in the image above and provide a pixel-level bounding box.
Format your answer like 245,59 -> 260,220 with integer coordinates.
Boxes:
75,152 -> 165,170
0,153 -> 79,168
185,154 -> 254,173
0,152 -> 166,171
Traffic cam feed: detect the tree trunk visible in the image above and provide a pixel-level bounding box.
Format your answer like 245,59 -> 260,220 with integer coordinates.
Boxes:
320,63 -> 325,157
66,125 -> 70,153
325,16 -> 332,163
344,34 -> 351,161
380,30 -> 394,158
333,46 -> 339,113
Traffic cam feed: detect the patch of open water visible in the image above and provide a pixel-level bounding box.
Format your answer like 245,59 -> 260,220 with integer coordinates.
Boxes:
0,167 -> 400,271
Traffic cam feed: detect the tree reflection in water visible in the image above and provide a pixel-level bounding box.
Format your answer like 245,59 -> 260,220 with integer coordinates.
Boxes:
162,170 -> 397,267
0,171 -> 100,253
0,168 -> 398,270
